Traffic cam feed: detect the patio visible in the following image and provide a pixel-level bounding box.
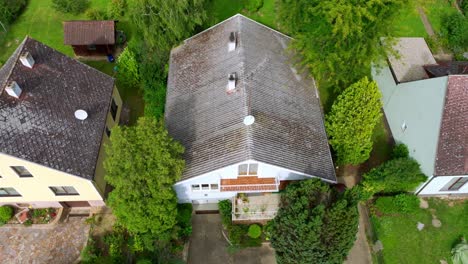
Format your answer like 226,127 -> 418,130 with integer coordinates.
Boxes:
232,193 -> 280,222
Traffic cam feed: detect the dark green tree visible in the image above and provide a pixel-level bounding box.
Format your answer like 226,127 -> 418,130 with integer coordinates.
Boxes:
270,179 -> 359,264
104,117 -> 185,237
0,0 -> 27,25
277,0 -> 409,89
440,12 -> 468,53
325,77 -> 382,165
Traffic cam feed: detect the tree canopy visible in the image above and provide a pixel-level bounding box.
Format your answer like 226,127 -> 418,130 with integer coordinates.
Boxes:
325,77 -> 382,165
104,117 -> 185,237
270,179 -> 359,264
277,0 -> 409,89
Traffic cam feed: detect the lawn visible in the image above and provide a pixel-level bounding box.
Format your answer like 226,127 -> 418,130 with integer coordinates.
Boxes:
371,198 -> 468,264
392,6 -> 428,38
424,0 -> 459,34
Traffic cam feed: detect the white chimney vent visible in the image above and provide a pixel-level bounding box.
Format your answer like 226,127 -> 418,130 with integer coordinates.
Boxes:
19,52 -> 35,68
228,32 -> 236,52
5,81 -> 22,98
74,109 -> 88,121
227,73 -> 237,91
243,115 -> 255,126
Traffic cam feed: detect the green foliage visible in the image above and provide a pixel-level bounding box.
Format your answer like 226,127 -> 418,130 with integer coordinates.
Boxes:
129,233 -> 145,253
104,231 -> 125,262
51,0 -> 89,14
143,79 -> 167,118
81,237 -> 100,263
107,0 -> 127,18
362,157 -> 427,196
31,208 -> 48,218
440,12 -> 468,53
392,143 -> 409,159
104,117 -> 185,237
117,45 -> 140,89
393,194 -> 420,212
277,0 -> 409,89
86,8 -> 108,20
326,77 -> 383,165
462,0 -> 468,15
176,203 -> 193,238
247,224 -> 262,239
270,179 -> 359,264
0,0 -> 27,25
23,219 -> 32,226
218,200 -> 232,227
244,0 -> 264,12
130,0 -> 207,53
0,206 -> 13,225
136,259 -> 152,264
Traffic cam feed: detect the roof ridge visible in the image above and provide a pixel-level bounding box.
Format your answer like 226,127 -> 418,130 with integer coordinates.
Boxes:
0,36 -> 28,93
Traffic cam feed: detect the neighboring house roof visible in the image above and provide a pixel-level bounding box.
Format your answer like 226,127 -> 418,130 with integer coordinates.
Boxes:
434,75 -> 468,176
165,14 -> 336,182
425,62 -> 468,77
388,38 -> 436,83
0,36 -> 115,179
63,20 -> 115,45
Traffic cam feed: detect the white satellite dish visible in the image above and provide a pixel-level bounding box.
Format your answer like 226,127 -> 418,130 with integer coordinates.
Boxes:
243,115 -> 255,126
74,109 -> 88,121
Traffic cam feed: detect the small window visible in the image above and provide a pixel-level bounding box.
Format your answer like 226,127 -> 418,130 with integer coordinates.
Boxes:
105,126 -> 111,138
191,184 -> 200,191
202,184 -> 210,190
248,164 -> 258,175
448,177 -> 468,191
210,184 -> 219,190
11,166 -> 33,177
49,186 -> 79,196
87,44 -> 97,51
238,164 -> 248,175
0,187 -> 21,197
401,121 -> 407,132
110,98 -> 118,121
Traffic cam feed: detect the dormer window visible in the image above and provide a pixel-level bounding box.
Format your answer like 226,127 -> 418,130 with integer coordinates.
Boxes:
238,163 -> 258,176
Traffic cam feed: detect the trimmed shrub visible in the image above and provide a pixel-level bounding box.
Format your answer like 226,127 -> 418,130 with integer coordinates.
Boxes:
0,206 -> 13,224
218,200 -> 232,227
176,203 -> 193,238
228,225 -> 244,245
244,0 -> 263,12
52,0 -> 89,15
392,143 -> 409,159
247,224 -> 262,239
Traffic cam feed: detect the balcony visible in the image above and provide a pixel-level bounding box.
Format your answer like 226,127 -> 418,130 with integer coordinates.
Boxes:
232,193 -> 280,222
220,176 -> 279,192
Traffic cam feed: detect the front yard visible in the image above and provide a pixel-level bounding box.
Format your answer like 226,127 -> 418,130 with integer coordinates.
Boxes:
371,198 -> 468,264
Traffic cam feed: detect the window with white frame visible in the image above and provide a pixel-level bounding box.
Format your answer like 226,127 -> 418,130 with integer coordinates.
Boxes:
238,163 -> 258,176
191,184 -> 200,191
49,186 -> 79,196
447,177 -> 468,191
191,183 -> 219,192
0,187 -> 21,197
210,184 -> 219,190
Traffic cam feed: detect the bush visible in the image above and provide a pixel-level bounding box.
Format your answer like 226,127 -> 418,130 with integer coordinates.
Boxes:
86,8 -> 107,20
228,225 -> 245,245
176,203 -> 193,238
247,224 -> 262,239
52,0 -> 89,14
393,194 -> 419,213
218,200 -> 232,227
32,208 -> 48,218
103,231 -> 125,261
244,0 -> 263,12
80,237 -> 99,263
375,196 -> 399,214
392,143 -> 409,159
23,219 -> 32,226
440,12 -> 468,53
116,45 -> 140,89
0,0 -> 27,24
0,206 -> 13,224
136,259 -> 152,264
108,0 -> 127,18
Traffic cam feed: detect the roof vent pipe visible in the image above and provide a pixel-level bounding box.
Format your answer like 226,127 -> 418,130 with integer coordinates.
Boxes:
5,81 -> 22,98
227,72 -> 237,91
19,52 -> 35,68
228,32 -> 236,52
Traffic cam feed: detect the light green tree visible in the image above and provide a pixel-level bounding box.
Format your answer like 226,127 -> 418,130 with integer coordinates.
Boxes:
277,0 -> 409,89
117,45 -> 140,88
325,77 -> 382,165
104,117 -> 185,237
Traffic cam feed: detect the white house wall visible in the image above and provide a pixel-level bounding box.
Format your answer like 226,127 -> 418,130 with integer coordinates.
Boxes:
418,175 -> 468,196
174,159 -> 327,203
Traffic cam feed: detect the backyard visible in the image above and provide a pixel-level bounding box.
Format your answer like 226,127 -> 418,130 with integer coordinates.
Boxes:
371,198 -> 468,264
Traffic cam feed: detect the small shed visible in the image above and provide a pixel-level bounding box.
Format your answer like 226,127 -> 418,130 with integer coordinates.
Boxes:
63,20 -> 115,57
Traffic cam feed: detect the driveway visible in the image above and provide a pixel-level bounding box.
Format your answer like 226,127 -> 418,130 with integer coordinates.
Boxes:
0,217 -> 89,264
188,214 -> 276,264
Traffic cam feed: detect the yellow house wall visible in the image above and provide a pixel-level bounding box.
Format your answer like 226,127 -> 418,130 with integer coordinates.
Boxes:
93,86 -> 122,194
0,153 -> 103,206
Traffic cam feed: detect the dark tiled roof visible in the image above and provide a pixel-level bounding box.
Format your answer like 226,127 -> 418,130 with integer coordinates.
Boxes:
165,15 -> 336,182
425,62 -> 468,78
0,36 -> 115,179
434,75 -> 468,176
63,20 -> 115,45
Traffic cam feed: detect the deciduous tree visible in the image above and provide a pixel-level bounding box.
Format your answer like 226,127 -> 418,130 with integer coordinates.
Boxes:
104,117 -> 185,237
325,77 -> 382,165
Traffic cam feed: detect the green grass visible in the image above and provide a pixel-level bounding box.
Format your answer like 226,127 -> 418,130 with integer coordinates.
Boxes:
371,198 -> 468,264
205,0 -> 277,30
424,0 -> 458,34
393,6 -> 428,37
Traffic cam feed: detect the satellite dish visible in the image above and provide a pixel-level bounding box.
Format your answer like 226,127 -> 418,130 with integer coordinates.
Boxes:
74,109 -> 88,120
243,115 -> 255,126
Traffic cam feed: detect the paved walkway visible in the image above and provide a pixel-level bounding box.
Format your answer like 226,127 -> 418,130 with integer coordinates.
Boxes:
344,204 -> 373,264
0,217 -> 89,264
188,214 -> 275,264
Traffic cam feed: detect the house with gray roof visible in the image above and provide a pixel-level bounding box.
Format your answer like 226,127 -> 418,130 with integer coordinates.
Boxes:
0,36 -> 122,209
165,14 -> 335,219
372,37 -> 468,196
